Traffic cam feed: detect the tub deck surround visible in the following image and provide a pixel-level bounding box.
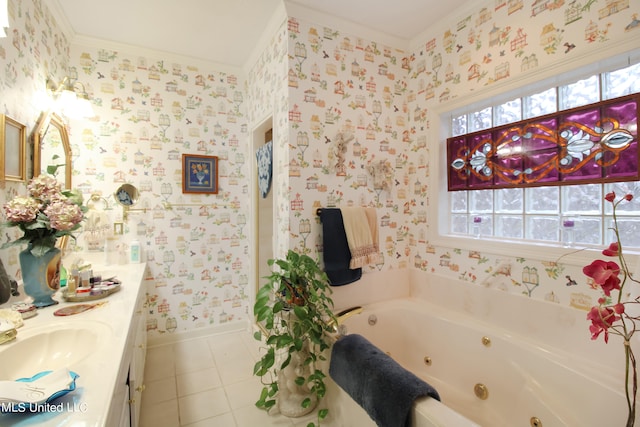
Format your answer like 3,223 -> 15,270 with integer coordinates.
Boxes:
0,262 -> 147,427
326,269 -> 639,426
329,268 -> 410,313
407,269 -> 634,370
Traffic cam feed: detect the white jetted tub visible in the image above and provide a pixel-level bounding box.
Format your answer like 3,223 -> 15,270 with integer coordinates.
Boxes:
324,271 -> 637,426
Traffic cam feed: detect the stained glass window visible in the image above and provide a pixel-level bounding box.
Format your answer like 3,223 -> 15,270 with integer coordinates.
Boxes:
445,59 -> 640,247
447,94 -> 639,191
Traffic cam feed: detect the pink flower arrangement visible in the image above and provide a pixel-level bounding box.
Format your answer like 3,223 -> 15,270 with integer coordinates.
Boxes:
585,191 -> 639,427
2,174 -> 85,257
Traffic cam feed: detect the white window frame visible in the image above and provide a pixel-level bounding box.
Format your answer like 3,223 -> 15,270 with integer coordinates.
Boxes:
428,47 -> 640,267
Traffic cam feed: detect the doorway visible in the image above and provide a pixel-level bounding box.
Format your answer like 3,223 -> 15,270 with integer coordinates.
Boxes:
251,117 -> 274,304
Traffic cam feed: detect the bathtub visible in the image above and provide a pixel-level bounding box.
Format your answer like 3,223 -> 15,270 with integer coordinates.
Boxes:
324,270 -> 637,427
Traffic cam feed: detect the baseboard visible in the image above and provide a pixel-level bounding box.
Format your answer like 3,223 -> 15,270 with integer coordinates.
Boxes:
147,319 -> 250,347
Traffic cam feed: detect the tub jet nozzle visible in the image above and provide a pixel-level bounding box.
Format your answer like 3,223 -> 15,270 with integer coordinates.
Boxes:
368,314 -> 377,326
474,383 -> 489,400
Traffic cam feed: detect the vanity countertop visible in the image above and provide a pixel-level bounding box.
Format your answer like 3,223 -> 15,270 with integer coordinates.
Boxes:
0,262 -> 147,426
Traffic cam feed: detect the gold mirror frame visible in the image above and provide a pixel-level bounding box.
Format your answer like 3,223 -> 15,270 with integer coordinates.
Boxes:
33,111 -> 72,190
114,183 -> 140,207
33,111 -> 73,252
114,183 -> 144,221
0,114 -> 27,182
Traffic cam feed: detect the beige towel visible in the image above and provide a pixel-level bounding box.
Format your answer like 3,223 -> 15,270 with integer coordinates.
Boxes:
340,207 -> 379,269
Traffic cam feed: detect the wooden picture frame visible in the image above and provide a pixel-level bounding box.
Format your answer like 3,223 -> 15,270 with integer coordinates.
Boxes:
0,114 -> 27,182
182,154 -> 218,194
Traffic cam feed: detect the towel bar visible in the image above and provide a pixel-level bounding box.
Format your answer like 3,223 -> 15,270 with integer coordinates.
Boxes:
316,207 -> 337,216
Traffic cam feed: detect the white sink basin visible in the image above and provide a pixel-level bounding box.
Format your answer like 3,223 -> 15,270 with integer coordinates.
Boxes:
0,321 -> 112,381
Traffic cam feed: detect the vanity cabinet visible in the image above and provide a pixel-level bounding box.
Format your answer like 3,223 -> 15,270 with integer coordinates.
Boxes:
0,262 -> 147,427
129,296 -> 147,427
104,264 -> 147,427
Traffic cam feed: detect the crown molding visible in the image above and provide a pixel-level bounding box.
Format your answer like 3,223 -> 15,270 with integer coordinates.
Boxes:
242,1 -> 288,74
408,0 -> 478,53
69,34 -> 244,76
283,1 -> 410,52
47,0 -> 75,42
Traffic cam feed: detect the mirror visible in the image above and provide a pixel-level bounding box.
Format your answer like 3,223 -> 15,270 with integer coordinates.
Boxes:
33,112 -> 72,189
114,184 -> 143,221
114,184 -> 139,207
33,112 -> 73,253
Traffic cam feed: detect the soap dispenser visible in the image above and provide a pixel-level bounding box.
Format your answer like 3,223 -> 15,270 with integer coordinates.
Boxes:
130,240 -> 141,263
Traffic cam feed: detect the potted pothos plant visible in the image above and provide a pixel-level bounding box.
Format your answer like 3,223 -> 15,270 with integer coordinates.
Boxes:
253,250 -> 337,425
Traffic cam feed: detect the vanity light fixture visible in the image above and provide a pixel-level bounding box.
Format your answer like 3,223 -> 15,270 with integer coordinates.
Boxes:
46,72 -> 94,119
0,0 -> 8,38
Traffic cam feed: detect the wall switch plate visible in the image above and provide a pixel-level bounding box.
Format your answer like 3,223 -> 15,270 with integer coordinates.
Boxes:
113,222 -> 124,235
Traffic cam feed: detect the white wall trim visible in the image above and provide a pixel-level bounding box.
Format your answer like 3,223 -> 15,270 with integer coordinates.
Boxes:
70,34 -> 244,76
47,0 -> 75,42
283,2 -> 409,51
147,319 -> 249,347
408,0 -> 478,54
242,2 -> 288,75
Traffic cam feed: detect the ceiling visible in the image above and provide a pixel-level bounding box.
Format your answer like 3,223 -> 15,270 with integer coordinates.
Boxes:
54,0 -> 468,67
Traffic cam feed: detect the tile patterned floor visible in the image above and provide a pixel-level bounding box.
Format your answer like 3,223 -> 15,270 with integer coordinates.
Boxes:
140,329 -> 332,427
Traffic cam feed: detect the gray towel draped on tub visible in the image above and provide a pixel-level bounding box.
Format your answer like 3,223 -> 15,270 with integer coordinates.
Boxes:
329,333 -> 440,427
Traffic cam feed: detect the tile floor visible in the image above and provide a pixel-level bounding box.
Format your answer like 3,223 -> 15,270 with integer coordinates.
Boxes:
140,329 -> 334,427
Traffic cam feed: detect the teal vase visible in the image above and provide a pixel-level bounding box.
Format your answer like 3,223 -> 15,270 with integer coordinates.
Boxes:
19,245 -> 61,308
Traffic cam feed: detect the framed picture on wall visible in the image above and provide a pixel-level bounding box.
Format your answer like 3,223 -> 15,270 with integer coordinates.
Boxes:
0,114 -> 26,182
182,154 -> 218,194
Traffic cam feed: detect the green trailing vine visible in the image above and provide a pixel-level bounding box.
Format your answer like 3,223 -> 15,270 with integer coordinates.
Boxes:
253,250 -> 337,426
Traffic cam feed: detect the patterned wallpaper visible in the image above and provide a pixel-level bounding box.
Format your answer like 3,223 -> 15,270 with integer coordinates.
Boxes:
1,0 -> 640,340
280,0 -> 640,314
66,47 -> 252,336
284,16 -> 411,269
0,0 -> 71,288
246,20 -> 291,260
405,0 -> 640,310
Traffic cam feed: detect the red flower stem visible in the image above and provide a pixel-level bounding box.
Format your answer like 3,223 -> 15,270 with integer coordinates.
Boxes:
625,342 -> 637,427
612,196 -> 637,427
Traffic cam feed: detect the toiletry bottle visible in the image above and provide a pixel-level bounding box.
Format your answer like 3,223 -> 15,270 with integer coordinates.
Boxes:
67,275 -> 77,295
60,265 -> 68,288
80,269 -> 91,288
130,240 -> 141,263
70,268 -> 80,289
